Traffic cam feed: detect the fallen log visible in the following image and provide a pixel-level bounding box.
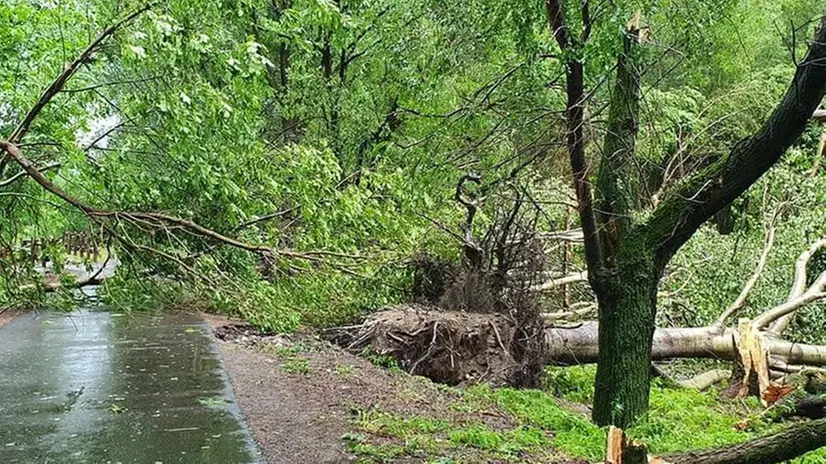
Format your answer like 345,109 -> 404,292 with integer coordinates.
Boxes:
663,418 -> 826,464
766,394 -> 826,421
329,306 -> 826,388
326,305 -> 826,388
676,369 -> 731,391
545,322 -> 826,367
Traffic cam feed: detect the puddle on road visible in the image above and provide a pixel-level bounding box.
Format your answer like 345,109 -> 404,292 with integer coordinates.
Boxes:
0,311 -> 261,463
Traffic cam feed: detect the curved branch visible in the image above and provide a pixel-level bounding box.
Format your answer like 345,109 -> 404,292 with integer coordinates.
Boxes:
0,141 -> 356,265
7,3 -> 154,144
645,16 -> 826,267
768,238 -> 826,334
753,270 -> 826,330
714,215 -> 778,328
0,162 -> 60,188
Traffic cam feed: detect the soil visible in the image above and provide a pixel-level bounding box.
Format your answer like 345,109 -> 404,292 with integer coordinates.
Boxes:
0,309 -> 21,328
202,313 -> 563,464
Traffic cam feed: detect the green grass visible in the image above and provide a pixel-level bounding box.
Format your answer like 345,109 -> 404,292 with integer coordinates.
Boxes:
269,344 -> 312,374
346,365 -> 826,463
335,363 -> 356,377
464,384 -> 605,461
349,404 -> 558,463
281,356 -> 310,374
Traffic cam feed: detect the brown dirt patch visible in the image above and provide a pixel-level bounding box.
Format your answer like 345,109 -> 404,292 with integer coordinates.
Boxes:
0,309 -> 22,328
203,314 -> 539,463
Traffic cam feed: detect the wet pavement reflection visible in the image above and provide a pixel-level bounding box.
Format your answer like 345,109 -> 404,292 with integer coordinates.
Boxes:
0,310 -> 261,463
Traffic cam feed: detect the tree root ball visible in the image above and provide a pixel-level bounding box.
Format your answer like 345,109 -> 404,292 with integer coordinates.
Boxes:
327,305 -> 545,387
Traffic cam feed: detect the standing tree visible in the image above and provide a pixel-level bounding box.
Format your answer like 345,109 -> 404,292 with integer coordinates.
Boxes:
547,0 -> 826,427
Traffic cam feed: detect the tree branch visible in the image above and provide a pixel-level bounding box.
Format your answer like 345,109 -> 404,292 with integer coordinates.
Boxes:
768,238 -> 826,334
714,211 -> 779,328
545,0 -> 602,272
645,16 -> 826,267
7,3 -> 153,145
0,162 -> 60,188
529,271 -> 588,292
594,21 -> 642,264
753,270 -> 826,330
664,418 -> 826,464
0,142 -> 355,266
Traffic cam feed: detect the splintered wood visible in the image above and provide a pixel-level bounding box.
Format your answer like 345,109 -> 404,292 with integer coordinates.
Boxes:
606,426 -> 650,464
737,319 -> 771,406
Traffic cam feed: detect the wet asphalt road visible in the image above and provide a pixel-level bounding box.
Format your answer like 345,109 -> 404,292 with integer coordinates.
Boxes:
0,310 -> 262,463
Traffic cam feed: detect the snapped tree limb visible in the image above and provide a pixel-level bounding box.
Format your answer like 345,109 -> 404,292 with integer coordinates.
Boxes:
0,4 -> 360,272
767,238 -> 826,334
713,211 -> 778,328
663,418 -> 826,464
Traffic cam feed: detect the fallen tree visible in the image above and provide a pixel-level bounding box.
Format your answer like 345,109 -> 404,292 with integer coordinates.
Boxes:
662,418 -> 826,464
0,3 -> 364,286
334,235 -> 826,392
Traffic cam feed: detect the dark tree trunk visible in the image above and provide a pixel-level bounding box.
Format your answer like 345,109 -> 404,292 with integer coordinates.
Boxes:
591,256 -> 659,427
321,38 -> 333,79
666,418 -> 826,464
714,204 -> 735,235
590,24 -> 646,428
276,42 -> 301,142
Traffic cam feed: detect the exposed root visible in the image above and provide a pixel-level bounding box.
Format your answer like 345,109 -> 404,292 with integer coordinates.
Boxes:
326,305 -> 526,386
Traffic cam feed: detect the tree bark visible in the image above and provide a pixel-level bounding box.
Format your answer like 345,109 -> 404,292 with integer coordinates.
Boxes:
590,23 -> 647,428
544,322 -> 826,367
592,257 -> 658,427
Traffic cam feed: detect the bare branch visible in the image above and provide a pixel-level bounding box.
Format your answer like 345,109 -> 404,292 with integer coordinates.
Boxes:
530,271 -> 588,292
753,269 -> 826,330
767,238 -> 826,334
714,210 -> 780,328
676,369 -> 731,390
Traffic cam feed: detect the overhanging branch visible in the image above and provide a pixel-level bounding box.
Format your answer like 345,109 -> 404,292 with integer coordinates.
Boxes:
644,16 -> 826,266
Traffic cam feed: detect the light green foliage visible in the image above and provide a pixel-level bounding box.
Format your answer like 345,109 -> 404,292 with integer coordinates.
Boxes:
281,356 -> 310,374
5,0 -> 826,459
4,0 -> 824,346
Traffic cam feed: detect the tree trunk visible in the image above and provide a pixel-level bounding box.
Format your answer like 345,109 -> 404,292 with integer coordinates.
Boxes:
592,258 -> 659,427
544,322 -> 826,367
665,418 -> 826,464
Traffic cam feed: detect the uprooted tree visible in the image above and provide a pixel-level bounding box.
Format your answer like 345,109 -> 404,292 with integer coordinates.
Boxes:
546,2 -> 826,427
8,2 -> 826,463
